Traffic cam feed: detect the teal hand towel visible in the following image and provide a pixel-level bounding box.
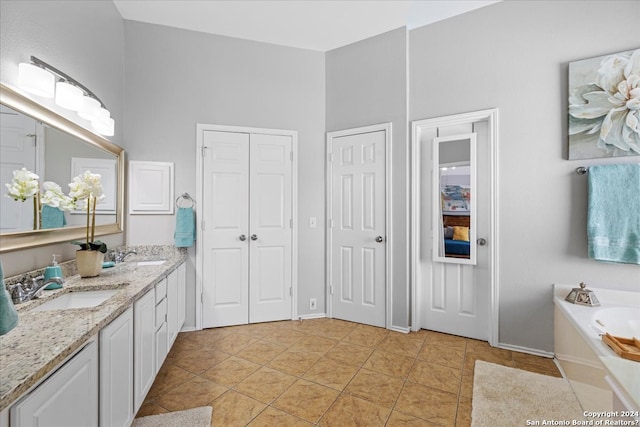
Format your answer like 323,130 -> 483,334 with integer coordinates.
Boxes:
174,207 -> 196,248
41,205 -> 66,229
587,163 -> 640,264
0,259 -> 19,335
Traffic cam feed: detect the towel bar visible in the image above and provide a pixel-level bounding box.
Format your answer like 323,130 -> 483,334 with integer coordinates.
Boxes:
576,167 -> 588,175
176,192 -> 196,208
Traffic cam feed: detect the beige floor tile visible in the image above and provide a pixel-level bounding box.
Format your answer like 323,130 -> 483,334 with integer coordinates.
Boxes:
210,390 -> 266,426
146,363 -> 196,400
303,357 -> 359,390
323,342 -> 373,367
513,360 -> 562,377
260,329 -> 306,346
236,340 -> 289,365
386,410 -> 442,426
418,342 -> 465,369
210,333 -> 260,354
362,348 -> 415,378
135,400 -> 169,418
408,359 -> 462,394
377,333 -> 423,358
248,407 -> 313,426
319,393 -> 391,427
172,347 -> 230,374
201,355 -> 261,387
156,376 -> 227,411
268,349 -> 322,376
234,366 -> 297,404
345,368 -> 404,408
459,372 -> 474,398
289,335 -> 338,354
272,379 -> 340,423
395,381 -> 458,426
425,330 -> 467,351
342,324 -> 389,347
456,395 -> 473,427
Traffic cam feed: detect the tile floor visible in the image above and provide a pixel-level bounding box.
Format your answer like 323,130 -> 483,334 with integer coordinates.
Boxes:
136,318 -> 561,426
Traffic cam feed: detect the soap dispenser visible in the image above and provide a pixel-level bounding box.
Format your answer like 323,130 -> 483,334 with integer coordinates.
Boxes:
43,254 -> 64,289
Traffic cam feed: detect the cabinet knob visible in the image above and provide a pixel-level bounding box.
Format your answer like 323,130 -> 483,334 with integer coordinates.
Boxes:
239,234 -> 247,241
250,234 -> 258,241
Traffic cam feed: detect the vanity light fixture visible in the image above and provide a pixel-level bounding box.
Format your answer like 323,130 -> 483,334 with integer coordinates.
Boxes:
17,56 -> 114,136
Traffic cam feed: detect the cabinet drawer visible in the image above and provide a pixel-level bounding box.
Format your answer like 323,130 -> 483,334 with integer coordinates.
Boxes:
155,297 -> 167,329
155,279 -> 167,301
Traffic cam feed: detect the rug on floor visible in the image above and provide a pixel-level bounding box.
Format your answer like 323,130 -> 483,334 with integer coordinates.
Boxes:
471,361 -> 585,427
132,406 -> 212,427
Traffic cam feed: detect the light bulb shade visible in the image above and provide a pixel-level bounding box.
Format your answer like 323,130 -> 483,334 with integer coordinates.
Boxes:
78,96 -> 100,121
18,63 -> 55,98
55,81 -> 83,110
95,107 -> 110,122
92,116 -> 114,137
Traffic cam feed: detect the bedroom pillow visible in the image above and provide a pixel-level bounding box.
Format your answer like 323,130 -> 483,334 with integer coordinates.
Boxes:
452,226 -> 470,242
444,226 -> 454,239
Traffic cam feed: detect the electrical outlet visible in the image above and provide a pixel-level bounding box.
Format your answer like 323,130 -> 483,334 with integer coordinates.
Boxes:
309,298 -> 317,310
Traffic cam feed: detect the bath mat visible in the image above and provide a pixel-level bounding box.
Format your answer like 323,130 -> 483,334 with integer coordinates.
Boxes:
132,406 -> 212,427
471,361 -> 585,427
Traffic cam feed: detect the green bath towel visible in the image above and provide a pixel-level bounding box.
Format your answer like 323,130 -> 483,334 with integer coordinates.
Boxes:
0,259 -> 19,335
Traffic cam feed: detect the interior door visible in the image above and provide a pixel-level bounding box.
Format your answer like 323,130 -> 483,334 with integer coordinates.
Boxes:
328,127 -> 386,328
249,133 -> 293,323
420,121 -> 490,340
202,130 -> 250,328
0,105 -> 39,232
201,129 -> 293,328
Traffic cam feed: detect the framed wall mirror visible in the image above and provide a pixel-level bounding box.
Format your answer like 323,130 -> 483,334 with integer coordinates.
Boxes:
0,83 -> 124,253
433,132 -> 477,265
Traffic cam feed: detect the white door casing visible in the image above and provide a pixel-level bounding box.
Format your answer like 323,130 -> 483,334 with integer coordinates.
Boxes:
196,125 -> 297,329
411,109 -> 498,345
327,123 -> 391,329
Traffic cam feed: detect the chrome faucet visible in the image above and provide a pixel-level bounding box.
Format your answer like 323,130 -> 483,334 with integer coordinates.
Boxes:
8,276 -> 65,304
113,249 -> 137,263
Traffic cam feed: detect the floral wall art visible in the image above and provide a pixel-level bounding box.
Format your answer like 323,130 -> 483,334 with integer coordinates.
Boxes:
568,48 -> 639,160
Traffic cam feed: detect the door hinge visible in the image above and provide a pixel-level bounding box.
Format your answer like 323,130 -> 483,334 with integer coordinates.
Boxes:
290,152 -> 293,161
289,287 -> 292,296
201,220 -> 205,231
329,286 -> 334,295
328,219 -> 333,228
290,218 -> 293,228
201,145 -> 208,157
201,293 -> 203,303
328,152 -> 333,163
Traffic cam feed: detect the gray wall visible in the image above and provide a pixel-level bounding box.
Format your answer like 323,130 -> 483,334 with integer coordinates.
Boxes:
410,0 -> 640,352
124,22 -> 326,329
326,27 -> 410,329
0,0 -> 125,276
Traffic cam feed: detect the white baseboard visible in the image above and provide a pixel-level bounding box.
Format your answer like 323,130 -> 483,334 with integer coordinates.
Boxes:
298,313 -> 327,320
390,326 -> 410,334
179,326 -> 197,332
497,342 -> 554,358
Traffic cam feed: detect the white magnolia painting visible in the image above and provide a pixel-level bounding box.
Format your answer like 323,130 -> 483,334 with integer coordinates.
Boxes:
568,48 -> 640,160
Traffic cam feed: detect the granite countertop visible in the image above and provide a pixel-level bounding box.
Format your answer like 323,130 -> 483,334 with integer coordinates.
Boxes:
0,245 -> 187,412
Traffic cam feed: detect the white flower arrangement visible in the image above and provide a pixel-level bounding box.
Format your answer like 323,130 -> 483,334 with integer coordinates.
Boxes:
4,168 -> 39,202
68,170 -> 107,252
41,181 -> 74,211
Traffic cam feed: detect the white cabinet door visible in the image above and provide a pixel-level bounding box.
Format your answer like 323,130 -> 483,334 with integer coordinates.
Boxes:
177,262 -> 186,330
155,295 -> 168,369
100,307 -> 134,427
134,289 -> 155,412
11,340 -> 98,427
167,269 -> 179,347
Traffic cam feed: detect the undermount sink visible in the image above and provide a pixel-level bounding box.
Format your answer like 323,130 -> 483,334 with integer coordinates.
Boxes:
32,289 -> 118,312
137,260 -> 166,266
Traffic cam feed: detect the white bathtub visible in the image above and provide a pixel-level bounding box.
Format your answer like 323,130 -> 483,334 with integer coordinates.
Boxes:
591,307 -> 640,339
554,284 -> 640,414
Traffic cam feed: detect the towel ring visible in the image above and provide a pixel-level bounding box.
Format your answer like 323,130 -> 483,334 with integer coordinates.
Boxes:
176,192 -> 196,208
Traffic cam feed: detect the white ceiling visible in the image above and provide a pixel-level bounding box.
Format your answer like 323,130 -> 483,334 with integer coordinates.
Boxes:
112,0 -> 500,52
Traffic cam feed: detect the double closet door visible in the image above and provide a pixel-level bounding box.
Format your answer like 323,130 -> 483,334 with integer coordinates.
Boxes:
202,130 -> 293,328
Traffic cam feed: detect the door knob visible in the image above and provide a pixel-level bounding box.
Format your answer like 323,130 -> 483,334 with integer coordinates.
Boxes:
477,238 -> 487,246
375,236 -> 384,243
250,234 -> 258,241
239,234 -> 247,241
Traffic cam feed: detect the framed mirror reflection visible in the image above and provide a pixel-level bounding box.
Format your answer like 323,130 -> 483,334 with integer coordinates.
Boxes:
0,83 -> 124,253
433,132 -> 477,265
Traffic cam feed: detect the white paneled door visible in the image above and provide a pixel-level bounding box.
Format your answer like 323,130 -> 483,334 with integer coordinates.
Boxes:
201,129 -> 293,328
328,126 -> 388,328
